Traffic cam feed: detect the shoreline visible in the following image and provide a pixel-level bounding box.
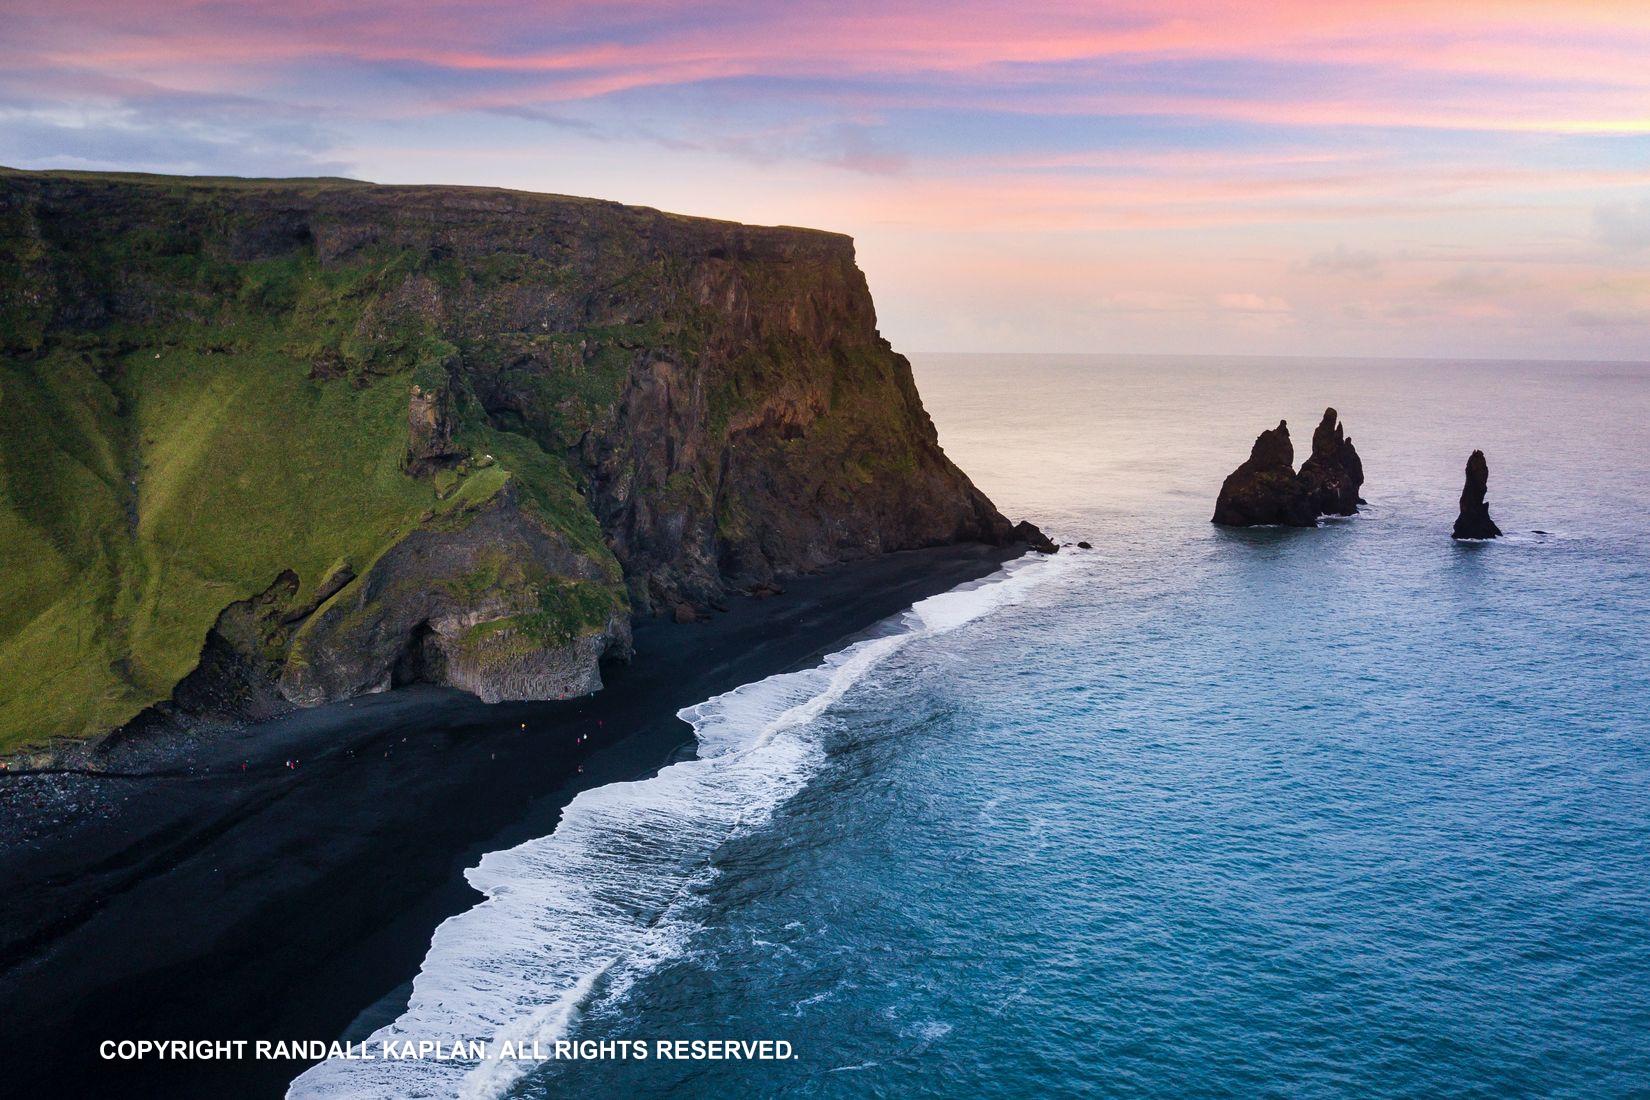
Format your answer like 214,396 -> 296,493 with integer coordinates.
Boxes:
0,542 -> 1019,1099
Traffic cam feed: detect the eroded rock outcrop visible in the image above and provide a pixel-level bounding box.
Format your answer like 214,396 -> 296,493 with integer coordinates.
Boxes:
404,378 -> 463,475
1214,408 -> 1368,528
1296,407 -> 1364,517
1009,520 -> 1059,554
1452,450 -> 1502,540
1212,420 -> 1317,527
280,486 -> 630,707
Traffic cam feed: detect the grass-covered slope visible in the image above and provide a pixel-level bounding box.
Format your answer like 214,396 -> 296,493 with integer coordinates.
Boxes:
0,174 -> 623,754
0,168 -> 1006,756
4,338 -> 454,747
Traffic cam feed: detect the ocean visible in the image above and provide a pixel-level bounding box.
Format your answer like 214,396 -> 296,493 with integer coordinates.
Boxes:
292,355 -> 1650,1098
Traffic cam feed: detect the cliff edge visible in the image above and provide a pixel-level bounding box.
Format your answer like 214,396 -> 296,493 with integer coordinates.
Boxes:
0,168 -> 1011,756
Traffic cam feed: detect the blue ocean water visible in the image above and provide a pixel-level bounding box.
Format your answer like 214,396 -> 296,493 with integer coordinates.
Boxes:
299,356 -> 1650,1098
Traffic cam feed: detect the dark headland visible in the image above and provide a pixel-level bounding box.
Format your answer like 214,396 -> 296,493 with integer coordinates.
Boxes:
0,168 -> 1046,1096
0,166 -> 1028,765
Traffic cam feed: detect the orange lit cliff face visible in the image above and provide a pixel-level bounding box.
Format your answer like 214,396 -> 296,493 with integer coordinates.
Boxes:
6,0 -> 1649,358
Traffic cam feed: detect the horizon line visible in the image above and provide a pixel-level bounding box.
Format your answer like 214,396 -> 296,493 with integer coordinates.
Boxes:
907,350 -> 1650,367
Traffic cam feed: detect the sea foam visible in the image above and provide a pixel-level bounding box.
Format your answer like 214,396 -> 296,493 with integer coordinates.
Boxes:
288,552 -> 1061,1100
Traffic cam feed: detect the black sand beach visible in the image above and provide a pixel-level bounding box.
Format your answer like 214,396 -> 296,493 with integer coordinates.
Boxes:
0,543 -> 1017,1099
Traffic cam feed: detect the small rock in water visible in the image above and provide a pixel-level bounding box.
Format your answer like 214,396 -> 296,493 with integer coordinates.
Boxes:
1077,541 -> 1093,549
1009,519 -> 1059,553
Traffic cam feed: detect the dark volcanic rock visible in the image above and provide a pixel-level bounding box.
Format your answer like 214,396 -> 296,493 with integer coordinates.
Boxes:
1452,450 -> 1502,540
1296,407 -> 1364,516
1212,420 -> 1317,527
1009,520 -> 1059,553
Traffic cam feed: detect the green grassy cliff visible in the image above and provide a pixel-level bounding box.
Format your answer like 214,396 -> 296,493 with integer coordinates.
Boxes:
0,168 -> 1008,757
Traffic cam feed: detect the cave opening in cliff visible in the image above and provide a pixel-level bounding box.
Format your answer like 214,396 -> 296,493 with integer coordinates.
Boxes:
391,621 -> 445,687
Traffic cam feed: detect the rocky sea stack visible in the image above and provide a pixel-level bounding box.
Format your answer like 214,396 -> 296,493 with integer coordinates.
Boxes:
0,168 -> 1025,756
1211,420 -> 1317,527
1213,408 -> 1364,528
1452,450 -> 1502,540
1296,407 -> 1365,517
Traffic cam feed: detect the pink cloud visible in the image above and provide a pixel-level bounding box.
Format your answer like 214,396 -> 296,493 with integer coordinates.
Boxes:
6,1 -> 1647,359
13,1 -> 1650,136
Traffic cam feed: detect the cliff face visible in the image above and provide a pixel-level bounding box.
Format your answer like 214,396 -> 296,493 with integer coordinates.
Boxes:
0,168 -> 1009,755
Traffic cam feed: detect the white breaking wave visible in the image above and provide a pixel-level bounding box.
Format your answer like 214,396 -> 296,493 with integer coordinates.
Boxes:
288,551 -> 1064,1100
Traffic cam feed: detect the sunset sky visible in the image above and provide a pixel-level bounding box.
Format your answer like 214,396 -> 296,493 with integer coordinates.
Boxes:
4,1 -> 1648,359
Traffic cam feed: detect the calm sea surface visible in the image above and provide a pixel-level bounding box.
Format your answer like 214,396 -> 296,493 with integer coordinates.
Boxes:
297,355 -> 1650,1099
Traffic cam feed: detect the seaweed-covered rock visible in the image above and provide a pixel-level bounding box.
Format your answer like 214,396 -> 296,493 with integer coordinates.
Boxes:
1452,450 -> 1502,540
1212,421 -> 1317,527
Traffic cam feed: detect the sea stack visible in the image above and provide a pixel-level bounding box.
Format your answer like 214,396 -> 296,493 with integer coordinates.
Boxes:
1452,450 -> 1502,540
1295,407 -> 1364,516
1212,420 -> 1317,527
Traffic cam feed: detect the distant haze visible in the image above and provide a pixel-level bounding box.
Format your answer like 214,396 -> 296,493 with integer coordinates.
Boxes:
5,1 -> 1649,360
